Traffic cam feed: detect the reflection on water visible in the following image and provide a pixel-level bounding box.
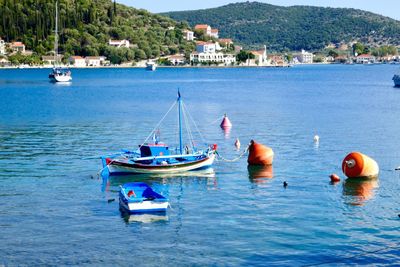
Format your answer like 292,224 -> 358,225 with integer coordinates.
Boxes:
221,127 -> 231,138
343,177 -> 379,206
248,165 -> 274,184
120,208 -> 169,224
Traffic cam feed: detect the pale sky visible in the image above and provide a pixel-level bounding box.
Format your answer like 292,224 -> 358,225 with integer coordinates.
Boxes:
118,0 -> 400,20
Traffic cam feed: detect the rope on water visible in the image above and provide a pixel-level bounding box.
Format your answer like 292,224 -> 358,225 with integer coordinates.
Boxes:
216,145 -> 249,162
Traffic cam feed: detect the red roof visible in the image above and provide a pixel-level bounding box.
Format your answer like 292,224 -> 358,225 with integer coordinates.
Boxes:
11,42 -> 24,46
194,24 -> 209,30
219,38 -> 233,44
70,56 -> 84,60
211,29 -> 218,33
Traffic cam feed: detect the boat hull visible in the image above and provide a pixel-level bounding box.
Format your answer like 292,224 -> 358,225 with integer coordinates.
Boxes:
49,74 -> 72,82
108,153 -> 215,175
119,198 -> 169,213
393,75 -> 400,87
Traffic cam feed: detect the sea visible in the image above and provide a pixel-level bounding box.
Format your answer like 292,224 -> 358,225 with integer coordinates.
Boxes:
1,64 -> 400,266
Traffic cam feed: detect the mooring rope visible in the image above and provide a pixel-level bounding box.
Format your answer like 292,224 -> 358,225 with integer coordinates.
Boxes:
216,145 -> 250,162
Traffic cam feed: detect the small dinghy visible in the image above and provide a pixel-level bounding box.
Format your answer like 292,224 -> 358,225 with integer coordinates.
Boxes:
119,182 -> 169,214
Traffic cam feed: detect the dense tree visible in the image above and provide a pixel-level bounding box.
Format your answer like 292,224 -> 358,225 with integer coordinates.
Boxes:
164,2 -> 400,51
0,0 -> 193,63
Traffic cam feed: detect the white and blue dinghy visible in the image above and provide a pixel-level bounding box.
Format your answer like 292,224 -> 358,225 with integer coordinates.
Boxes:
119,182 -> 169,214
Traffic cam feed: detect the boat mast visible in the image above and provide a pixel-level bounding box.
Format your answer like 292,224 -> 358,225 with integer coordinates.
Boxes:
54,0 -> 58,67
178,91 -> 183,154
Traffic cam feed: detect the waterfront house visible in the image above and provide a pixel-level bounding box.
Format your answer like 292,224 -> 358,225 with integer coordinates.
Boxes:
356,54 -> 376,64
190,51 -> 236,65
183,30 -> 194,41
108,39 -> 130,48
10,42 -> 25,53
68,56 -> 86,67
269,55 -> 285,66
0,58 -> 10,67
250,45 -> 268,66
295,49 -> 314,64
196,41 -> 216,53
167,55 -> 186,65
85,56 -> 105,67
194,24 -> 212,36
42,55 -> 63,65
0,39 -> 6,55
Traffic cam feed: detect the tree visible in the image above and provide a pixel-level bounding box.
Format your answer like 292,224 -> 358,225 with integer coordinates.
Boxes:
236,50 -> 255,63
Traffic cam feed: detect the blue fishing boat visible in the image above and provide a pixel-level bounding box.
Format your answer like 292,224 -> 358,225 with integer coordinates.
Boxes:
101,92 -> 217,175
119,182 -> 169,213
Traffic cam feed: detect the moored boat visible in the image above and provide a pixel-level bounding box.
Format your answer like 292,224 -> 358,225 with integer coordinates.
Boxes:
119,182 -> 169,213
146,61 -> 157,71
101,92 -> 217,175
393,74 -> 400,87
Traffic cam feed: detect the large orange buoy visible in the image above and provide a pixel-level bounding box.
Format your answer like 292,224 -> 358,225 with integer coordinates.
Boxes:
342,152 -> 379,178
247,140 -> 274,166
220,114 -> 232,128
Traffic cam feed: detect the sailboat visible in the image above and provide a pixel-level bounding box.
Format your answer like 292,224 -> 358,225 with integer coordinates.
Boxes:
101,92 -> 217,175
48,0 -> 72,82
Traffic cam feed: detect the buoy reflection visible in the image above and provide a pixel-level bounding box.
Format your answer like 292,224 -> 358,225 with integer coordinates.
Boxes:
248,165 -> 274,184
343,177 -> 379,206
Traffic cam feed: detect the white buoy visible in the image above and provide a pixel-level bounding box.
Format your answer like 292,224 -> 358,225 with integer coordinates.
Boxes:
234,138 -> 241,150
313,135 -> 320,143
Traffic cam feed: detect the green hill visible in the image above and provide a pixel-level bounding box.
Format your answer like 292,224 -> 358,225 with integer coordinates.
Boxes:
0,0 -> 194,63
163,2 -> 400,51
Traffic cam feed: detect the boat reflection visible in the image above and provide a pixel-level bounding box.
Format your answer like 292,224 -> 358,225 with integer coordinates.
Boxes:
343,177 -> 379,206
248,165 -> 274,184
120,208 -> 168,224
102,168 -> 217,192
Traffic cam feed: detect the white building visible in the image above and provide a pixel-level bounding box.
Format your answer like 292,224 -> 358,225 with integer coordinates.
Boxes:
210,29 -> 219,39
194,24 -> 211,36
250,45 -> 268,66
196,41 -> 216,53
108,39 -> 130,48
183,30 -> 194,41
190,52 -> 236,65
168,55 -> 186,65
356,54 -> 376,64
0,39 -> 6,55
68,56 -> 86,67
42,55 -> 63,65
10,42 -> 25,53
296,49 -> 314,64
85,56 -> 106,67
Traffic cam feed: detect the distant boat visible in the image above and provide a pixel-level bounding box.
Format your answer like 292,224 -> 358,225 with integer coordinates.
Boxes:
49,0 -> 72,83
146,61 -> 157,71
101,91 -> 217,175
393,74 -> 400,87
119,182 -> 169,214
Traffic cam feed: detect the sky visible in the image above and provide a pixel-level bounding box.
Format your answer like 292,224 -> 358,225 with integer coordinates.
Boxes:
118,0 -> 400,20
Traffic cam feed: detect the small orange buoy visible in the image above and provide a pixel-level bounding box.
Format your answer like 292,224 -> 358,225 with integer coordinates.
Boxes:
247,140 -> 274,166
330,173 -> 340,182
342,152 -> 379,178
220,113 -> 232,128
234,138 -> 241,149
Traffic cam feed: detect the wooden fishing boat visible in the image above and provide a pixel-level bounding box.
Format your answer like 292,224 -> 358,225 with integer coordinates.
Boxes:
101,92 -> 216,175
119,182 -> 169,213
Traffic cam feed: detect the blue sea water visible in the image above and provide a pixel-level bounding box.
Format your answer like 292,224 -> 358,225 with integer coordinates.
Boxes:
1,65 -> 400,266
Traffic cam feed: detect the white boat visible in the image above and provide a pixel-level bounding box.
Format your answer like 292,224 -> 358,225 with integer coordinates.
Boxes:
393,74 -> 400,87
101,92 -> 217,175
146,61 -> 156,71
49,0 -> 72,83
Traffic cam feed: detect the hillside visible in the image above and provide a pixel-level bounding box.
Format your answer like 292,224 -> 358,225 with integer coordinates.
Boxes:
0,0 -> 193,63
163,2 -> 400,51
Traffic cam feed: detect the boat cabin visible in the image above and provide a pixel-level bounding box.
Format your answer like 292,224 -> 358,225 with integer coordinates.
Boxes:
140,144 -> 170,157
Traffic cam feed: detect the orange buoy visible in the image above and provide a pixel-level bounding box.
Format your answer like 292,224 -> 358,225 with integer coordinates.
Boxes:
220,114 -> 232,128
247,140 -> 274,166
342,152 -> 379,178
330,173 -> 340,183
234,138 -> 241,150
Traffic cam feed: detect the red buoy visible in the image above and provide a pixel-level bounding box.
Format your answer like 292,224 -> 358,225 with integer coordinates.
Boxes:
220,114 -> 232,128
342,152 -> 379,178
247,140 -> 274,166
330,173 -> 340,182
